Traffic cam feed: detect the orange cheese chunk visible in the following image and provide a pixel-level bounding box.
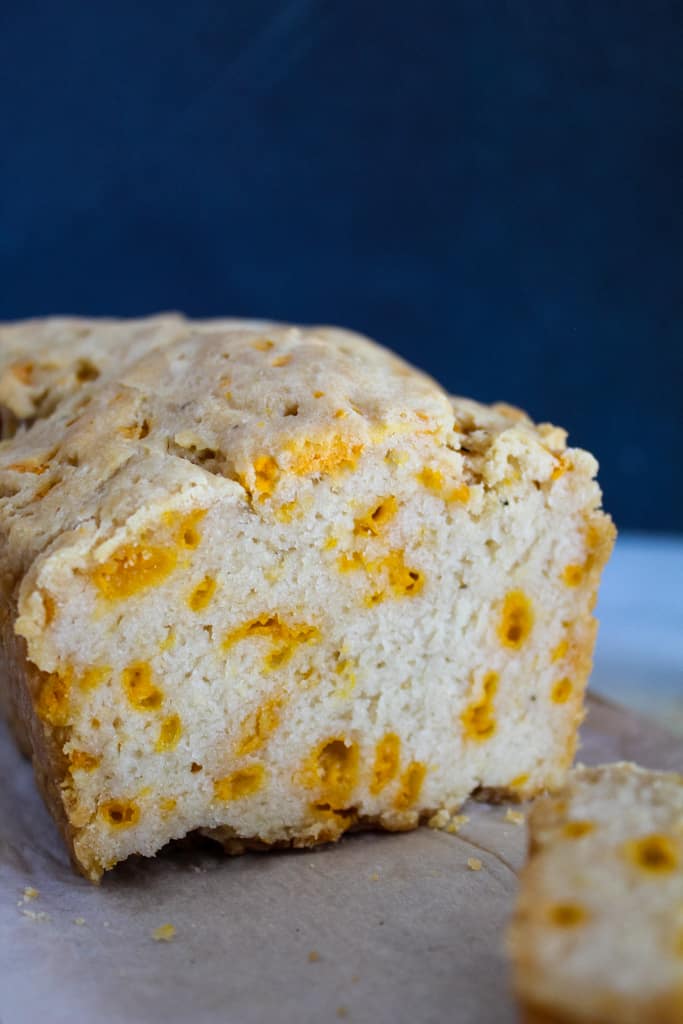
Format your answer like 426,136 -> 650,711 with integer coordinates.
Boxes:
380,549 -> 424,600
394,762 -> 427,810
122,662 -> 163,711
340,548 -> 424,605
498,591 -> 534,649
188,576 -> 217,612
223,614 -> 320,671
157,508 -> 208,550
354,496 -> 398,537
156,713 -> 182,752
92,542 -> 177,600
286,433 -> 363,477
509,773 -> 529,790
551,455 -> 572,481
69,749 -> 100,772
547,903 -> 588,928
461,671 -> 499,741
36,667 -> 73,727
236,697 -> 283,756
563,820 -> 595,839
417,466 -> 470,503
370,734 -> 401,795
551,638 -> 569,663
78,665 -> 110,692
551,677 -> 573,704
159,629 -> 176,652
622,834 -> 679,875
562,564 -> 584,587
100,799 -> 140,829
302,738 -> 359,807
214,765 -> 266,801
252,455 -> 279,500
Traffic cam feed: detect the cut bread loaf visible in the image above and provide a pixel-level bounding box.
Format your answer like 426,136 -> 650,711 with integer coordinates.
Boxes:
507,762 -> 683,1024
0,316 -> 614,880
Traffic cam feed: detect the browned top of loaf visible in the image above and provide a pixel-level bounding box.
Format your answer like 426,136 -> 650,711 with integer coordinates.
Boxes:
0,316 -> 577,589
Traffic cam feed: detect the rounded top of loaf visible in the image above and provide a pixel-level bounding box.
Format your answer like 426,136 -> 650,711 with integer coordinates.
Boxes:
0,316 -> 576,587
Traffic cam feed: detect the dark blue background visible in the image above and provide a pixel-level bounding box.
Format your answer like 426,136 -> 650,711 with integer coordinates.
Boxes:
1,2 -> 681,530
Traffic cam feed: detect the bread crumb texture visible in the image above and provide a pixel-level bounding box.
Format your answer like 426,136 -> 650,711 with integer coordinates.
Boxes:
0,316 -> 614,880
505,808 -> 525,826
507,762 -> 683,1024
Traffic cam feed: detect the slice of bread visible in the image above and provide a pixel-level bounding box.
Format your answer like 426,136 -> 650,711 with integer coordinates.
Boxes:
507,762 -> 683,1024
0,317 -> 614,880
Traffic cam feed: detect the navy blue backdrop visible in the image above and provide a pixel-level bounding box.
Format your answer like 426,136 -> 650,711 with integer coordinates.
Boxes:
1,2 -> 681,530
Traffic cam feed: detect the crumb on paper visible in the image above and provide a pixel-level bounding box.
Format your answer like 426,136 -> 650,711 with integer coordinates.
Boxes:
73,917 -> 86,926
369,871 -> 380,881
21,909 -> 50,922
336,1008 -> 349,1019
505,808 -> 525,825
351,974 -> 359,984
22,886 -> 39,902
428,809 -> 470,833
308,950 -> 320,962
467,857 -> 482,871
152,923 -> 176,942
428,809 -> 450,829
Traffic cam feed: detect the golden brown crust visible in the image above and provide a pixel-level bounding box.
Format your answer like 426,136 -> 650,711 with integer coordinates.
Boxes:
202,806 -> 444,855
521,1005 -> 579,1024
519,994 -> 683,1024
0,593 -> 91,878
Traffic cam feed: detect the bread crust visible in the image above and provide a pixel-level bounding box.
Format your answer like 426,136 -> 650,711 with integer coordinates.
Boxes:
0,592 -> 84,873
521,994 -> 683,1024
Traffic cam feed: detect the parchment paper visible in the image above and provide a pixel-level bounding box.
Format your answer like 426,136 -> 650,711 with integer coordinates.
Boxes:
1,696 -> 681,1024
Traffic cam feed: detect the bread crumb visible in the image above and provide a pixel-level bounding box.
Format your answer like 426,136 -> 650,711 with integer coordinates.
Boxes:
21,909 -> 50,922
22,886 -> 39,902
308,950 -> 320,962
505,809 -> 525,825
336,1008 -> 349,1019
428,810 -> 470,833
467,857 -> 482,871
369,871 -> 380,881
73,917 -> 86,926
152,923 -> 176,942
428,809 -> 450,829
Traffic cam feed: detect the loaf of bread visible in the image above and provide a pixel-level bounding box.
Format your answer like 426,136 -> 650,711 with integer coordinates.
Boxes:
507,762 -> 683,1024
0,316 -> 614,880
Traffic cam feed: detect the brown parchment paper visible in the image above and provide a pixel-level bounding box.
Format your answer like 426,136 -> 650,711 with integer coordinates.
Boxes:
1,695 -> 681,1024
